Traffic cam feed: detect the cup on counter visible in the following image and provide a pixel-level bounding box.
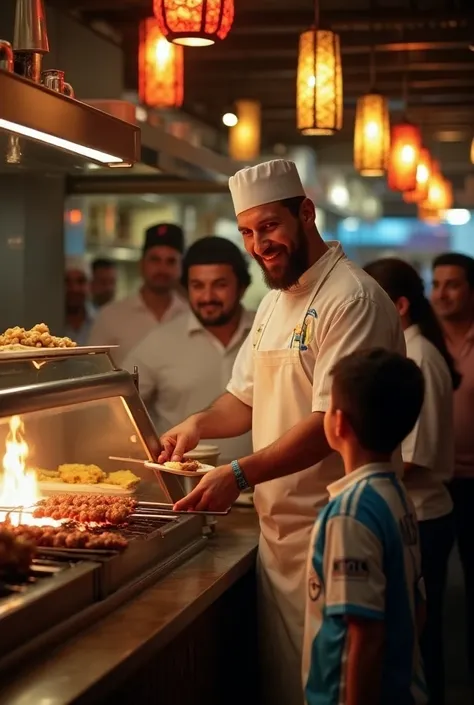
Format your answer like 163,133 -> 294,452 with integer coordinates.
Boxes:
41,69 -> 74,97
0,40 -> 14,72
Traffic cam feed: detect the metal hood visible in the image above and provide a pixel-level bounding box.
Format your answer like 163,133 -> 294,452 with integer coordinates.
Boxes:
0,69 -> 141,172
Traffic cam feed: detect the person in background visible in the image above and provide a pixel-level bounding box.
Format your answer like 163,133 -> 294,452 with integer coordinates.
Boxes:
88,223 -> 188,366
158,160 -> 404,705
90,258 -> 117,310
431,252 -> 474,684
124,236 -> 254,462
304,349 -> 426,705
365,258 -> 458,705
64,256 -> 95,346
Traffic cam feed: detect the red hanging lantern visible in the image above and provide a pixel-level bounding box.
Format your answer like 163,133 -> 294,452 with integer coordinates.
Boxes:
154,0 -> 234,46
387,123 -> 422,192
403,147 -> 432,204
139,18 -> 184,108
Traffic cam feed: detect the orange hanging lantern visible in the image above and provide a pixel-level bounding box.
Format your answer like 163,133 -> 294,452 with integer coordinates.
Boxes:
153,0 -> 234,46
387,123 -> 422,192
403,147 -> 432,204
354,93 -> 390,176
296,29 -> 343,135
139,18 -> 184,108
421,163 -> 453,212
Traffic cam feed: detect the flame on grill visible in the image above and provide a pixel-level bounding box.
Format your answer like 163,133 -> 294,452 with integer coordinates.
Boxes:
0,415 -> 59,526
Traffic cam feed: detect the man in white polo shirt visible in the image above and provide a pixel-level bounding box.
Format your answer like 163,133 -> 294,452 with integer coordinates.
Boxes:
158,160 -> 405,705
88,223 -> 188,365
124,237 -> 254,462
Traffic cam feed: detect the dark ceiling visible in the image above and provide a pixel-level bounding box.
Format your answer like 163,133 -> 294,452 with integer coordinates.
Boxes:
52,0 -> 474,209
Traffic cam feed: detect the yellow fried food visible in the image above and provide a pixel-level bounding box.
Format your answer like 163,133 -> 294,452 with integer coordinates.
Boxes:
0,323 -> 77,349
106,470 -> 140,489
35,468 -> 60,481
59,464 -> 106,485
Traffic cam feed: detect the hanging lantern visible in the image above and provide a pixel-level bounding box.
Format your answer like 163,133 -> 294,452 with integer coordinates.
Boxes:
418,204 -> 442,225
387,123 -> 422,192
403,148 -> 432,204
139,18 -> 184,108
296,29 -> 343,136
354,93 -> 390,176
421,163 -> 453,212
471,137 -> 474,164
229,100 -> 261,161
153,0 -> 234,46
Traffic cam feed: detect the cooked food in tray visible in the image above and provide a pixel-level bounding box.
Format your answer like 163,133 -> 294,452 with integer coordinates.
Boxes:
33,494 -> 137,525
0,323 -> 76,350
164,460 -> 203,473
34,464 -> 141,491
0,527 -> 35,577
7,524 -> 128,552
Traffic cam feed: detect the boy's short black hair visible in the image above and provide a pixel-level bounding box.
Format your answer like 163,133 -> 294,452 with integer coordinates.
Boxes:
330,348 -> 425,455
432,252 -> 474,288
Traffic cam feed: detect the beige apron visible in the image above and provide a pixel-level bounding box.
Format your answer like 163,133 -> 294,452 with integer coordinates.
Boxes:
252,257 -> 344,705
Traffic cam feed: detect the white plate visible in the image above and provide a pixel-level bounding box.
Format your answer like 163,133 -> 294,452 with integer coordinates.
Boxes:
144,461 -> 214,478
39,481 -> 135,496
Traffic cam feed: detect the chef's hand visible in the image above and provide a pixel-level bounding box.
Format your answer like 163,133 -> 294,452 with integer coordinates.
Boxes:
173,464 -> 239,512
158,417 -> 201,463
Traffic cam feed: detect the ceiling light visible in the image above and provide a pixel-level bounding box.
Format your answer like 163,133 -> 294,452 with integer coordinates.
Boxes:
354,93 -> 390,177
154,0 -> 234,47
229,101 -> 261,161
445,209 -> 471,226
328,183 -> 349,208
0,119 -> 127,165
297,29 -> 343,136
139,18 -> 184,109
387,123 -> 422,192
222,112 -> 238,127
403,148 -> 432,204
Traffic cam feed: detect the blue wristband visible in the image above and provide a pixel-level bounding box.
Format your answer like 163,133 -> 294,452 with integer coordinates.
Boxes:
231,460 -> 250,491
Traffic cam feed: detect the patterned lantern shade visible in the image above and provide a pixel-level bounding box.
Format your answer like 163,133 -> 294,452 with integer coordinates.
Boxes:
296,29 -> 343,136
154,0 -> 234,46
387,123 -> 422,192
229,100 -> 261,161
139,18 -> 184,108
354,93 -> 390,177
403,148 -> 432,204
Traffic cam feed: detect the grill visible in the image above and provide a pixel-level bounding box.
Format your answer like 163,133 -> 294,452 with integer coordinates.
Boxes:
0,501 -> 207,668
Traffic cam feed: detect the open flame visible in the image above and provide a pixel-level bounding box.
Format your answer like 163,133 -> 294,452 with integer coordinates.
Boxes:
0,415 -> 59,526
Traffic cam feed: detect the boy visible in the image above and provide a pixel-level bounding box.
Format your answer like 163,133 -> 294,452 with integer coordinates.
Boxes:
303,348 -> 428,705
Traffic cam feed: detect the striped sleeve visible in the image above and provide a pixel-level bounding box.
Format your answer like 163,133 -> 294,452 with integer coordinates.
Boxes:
323,513 -> 386,620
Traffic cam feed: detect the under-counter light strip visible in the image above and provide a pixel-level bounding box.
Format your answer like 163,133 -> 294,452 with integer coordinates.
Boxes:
0,118 -> 124,164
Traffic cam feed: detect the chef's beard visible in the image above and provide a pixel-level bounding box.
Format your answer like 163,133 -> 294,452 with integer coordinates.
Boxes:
255,221 -> 309,290
192,301 -> 241,328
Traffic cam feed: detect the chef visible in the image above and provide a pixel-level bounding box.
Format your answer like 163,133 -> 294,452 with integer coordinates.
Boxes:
158,160 -> 405,705
88,223 -> 188,365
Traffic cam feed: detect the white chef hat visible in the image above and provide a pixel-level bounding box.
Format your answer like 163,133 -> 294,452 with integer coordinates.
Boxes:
65,255 -> 91,279
229,159 -> 306,216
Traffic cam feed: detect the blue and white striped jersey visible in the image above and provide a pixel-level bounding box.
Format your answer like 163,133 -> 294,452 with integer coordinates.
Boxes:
303,463 -> 427,705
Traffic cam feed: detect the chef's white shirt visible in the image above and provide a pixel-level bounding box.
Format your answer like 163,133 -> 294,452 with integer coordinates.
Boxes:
402,324 -> 454,521
88,291 -> 188,367
227,241 -> 406,504
123,309 -> 254,463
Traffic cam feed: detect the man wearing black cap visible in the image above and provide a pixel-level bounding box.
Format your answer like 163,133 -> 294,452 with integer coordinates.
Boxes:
88,223 -> 188,365
123,236 -> 254,462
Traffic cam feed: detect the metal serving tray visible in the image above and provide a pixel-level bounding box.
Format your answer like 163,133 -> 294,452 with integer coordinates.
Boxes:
0,559 -> 99,659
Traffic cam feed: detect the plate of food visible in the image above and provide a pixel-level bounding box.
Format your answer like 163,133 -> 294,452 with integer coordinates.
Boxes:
144,459 -> 214,477
35,464 -> 141,496
0,323 -> 118,358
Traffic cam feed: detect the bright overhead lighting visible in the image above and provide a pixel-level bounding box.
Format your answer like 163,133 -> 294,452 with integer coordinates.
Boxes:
0,119 -> 126,165
329,183 -> 349,208
222,112 -> 238,127
445,209 -> 471,226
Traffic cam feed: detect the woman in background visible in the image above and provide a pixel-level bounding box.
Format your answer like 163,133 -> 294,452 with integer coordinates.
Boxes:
365,257 -> 460,705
